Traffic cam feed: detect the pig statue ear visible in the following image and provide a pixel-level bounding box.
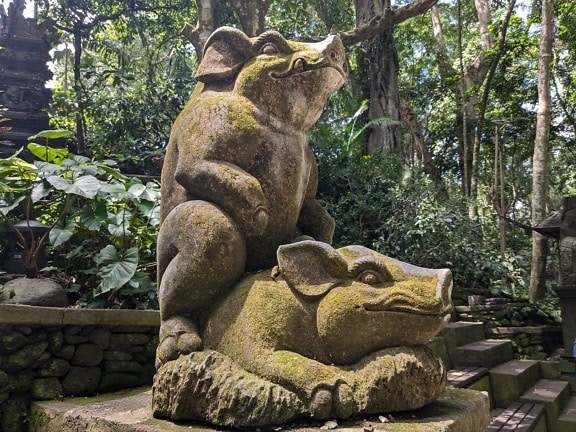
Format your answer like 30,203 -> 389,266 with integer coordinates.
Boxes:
195,26 -> 254,84
277,240 -> 348,298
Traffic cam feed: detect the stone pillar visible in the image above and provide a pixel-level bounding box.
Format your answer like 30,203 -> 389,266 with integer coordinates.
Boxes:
557,195 -> 576,390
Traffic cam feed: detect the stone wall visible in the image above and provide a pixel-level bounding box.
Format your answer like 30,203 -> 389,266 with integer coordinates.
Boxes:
455,303 -> 563,360
0,304 -> 159,432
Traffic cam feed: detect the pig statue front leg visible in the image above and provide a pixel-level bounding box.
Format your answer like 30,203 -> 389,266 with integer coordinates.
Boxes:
156,200 -> 246,366
249,349 -> 357,419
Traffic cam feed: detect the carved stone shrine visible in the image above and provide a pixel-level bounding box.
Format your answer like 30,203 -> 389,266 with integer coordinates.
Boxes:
0,0 -> 57,157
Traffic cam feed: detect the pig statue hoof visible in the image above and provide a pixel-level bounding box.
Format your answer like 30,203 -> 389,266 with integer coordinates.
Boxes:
156,317 -> 202,368
153,240 -> 453,427
310,382 -> 356,420
310,388 -> 333,419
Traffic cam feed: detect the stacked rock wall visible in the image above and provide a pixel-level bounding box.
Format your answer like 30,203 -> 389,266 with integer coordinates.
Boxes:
0,304 -> 159,432
455,303 -> 563,360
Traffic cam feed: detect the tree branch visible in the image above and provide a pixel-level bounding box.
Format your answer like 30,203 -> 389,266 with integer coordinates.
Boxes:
340,0 -> 438,46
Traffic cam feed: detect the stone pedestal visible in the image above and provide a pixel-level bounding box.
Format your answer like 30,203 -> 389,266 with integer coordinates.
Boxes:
29,386 -> 490,432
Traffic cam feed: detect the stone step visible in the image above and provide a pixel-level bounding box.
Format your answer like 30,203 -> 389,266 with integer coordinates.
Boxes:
489,360 -> 541,408
453,339 -> 514,368
440,321 -> 486,348
485,401 -> 546,432
519,379 -> 571,432
557,396 -> 576,432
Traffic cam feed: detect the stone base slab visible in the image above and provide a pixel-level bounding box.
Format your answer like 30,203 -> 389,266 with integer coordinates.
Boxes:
30,386 -> 489,432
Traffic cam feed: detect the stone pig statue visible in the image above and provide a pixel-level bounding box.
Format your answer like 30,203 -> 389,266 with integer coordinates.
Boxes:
153,240 -> 453,427
157,27 -> 348,365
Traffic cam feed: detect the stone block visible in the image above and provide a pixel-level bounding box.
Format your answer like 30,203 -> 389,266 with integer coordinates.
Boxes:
71,343 -> 102,367
31,378 -> 63,400
4,341 -> 48,372
61,367 -> 100,396
36,358 -> 70,378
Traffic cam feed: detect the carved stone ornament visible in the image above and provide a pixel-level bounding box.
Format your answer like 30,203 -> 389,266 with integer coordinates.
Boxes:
153,26 -> 453,427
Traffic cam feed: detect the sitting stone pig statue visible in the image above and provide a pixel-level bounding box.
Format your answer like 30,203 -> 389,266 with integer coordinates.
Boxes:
153,241 -> 453,427
157,27 -> 348,365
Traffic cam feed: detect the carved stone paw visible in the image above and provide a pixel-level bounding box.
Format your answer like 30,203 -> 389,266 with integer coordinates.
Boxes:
309,381 -> 356,419
333,382 -> 356,419
156,317 -> 202,368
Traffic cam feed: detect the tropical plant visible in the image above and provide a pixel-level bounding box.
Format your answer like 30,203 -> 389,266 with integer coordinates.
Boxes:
0,131 -> 160,308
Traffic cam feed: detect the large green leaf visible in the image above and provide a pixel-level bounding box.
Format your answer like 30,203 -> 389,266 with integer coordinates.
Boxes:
0,195 -> 26,216
47,174 -> 101,198
29,129 -> 73,140
50,219 -> 77,247
95,246 -> 138,293
80,200 -> 108,231
27,143 -> 70,163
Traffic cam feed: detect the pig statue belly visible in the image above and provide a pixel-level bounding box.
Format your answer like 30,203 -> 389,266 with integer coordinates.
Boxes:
153,241 -> 453,427
156,27 -> 346,366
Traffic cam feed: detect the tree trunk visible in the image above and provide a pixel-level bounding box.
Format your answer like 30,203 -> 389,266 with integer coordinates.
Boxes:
73,25 -> 86,155
229,0 -> 270,36
529,0 -> 554,302
181,0 -> 216,56
400,96 -> 447,200
354,0 -> 402,154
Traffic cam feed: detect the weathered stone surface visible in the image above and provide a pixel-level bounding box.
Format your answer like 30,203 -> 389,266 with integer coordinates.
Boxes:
8,370 -> 35,392
104,360 -> 143,374
154,240 -> 452,426
61,367 -> 100,395
98,373 -> 142,393
152,26 -> 454,429
102,350 -> 133,361
0,329 -> 28,353
88,328 -> 110,350
4,341 -> 48,372
71,343 -> 103,367
27,329 -> 47,344
144,336 -> 159,358
0,278 -> 68,307
113,325 -> 151,333
0,370 -> 8,390
109,333 -> 149,350
29,387 -> 489,432
153,346 -> 446,427
156,27 -> 347,368
29,350 -> 51,369
36,358 -> 70,378
47,330 -> 64,353
55,345 -> 75,360
31,378 -> 63,400
64,334 -> 88,344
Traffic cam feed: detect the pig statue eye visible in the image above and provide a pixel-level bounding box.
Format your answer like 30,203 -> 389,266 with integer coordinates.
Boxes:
260,43 -> 279,55
358,270 -> 382,286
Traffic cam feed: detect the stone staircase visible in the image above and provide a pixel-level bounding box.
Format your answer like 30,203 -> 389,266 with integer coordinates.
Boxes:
433,321 -> 576,432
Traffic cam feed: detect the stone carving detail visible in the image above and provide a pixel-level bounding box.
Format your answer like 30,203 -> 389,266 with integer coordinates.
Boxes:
154,26 -> 453,427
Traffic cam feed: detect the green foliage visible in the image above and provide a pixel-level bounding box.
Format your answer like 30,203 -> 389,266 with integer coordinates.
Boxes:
313,107 -> 531,294
0,135 -> 160,309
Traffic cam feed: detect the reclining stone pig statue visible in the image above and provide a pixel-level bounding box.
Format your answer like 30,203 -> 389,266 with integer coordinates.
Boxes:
156,26 -> 347,366
153,240 -> 453,427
